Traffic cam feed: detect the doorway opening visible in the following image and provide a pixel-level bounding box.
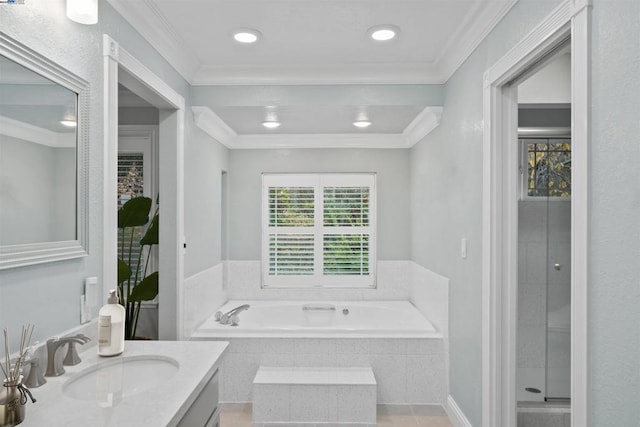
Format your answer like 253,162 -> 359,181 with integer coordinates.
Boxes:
514,42 -> 572,426
481,1 -> 590,426
103,35 -> 186,339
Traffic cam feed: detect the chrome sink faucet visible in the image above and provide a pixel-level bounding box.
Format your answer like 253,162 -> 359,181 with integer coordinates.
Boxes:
45,334 -> 91,377
214,304 -> 250,325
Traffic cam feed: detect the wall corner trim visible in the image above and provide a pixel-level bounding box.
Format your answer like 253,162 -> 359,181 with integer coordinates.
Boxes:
446,395 -> 473,427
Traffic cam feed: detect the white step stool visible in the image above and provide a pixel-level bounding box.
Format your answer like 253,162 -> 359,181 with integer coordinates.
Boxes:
252,366 -> 377,423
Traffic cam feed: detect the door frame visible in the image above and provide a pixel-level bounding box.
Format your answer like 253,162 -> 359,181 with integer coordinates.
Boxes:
482,0 -> 591,425
103,35 -> 185,340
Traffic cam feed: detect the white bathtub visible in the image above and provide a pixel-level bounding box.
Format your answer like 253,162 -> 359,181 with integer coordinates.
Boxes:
192,300 -> 441,339
191,300 -> 447,404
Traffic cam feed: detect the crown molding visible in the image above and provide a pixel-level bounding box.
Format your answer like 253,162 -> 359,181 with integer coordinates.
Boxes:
436,0 -> 519,82
191,106 -> 238,148
108,0 -> 517,86
403,107 -> 443,146
106,0 -> 199,84
191,62 -> 445,85
191,105 -> 442,149
0,115 -> 75,148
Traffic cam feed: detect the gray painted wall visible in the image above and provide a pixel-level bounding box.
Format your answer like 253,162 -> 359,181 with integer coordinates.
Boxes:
410,0 -> 639,424
0,0 -> 226,346
410,0 -> 566,424
228,148 -> 410,261
590,0 -> 639,425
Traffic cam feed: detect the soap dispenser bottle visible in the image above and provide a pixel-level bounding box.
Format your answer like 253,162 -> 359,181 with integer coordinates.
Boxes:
98,289 -> 125,356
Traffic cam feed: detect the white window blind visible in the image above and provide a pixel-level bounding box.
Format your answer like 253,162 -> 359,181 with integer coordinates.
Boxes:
262,174 -> 376,288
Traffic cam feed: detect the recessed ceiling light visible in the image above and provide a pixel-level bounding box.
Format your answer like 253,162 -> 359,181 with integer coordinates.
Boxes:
233,29 -> 261,44
262,121 -> 281,129
368,25 -> 399,42
353,120 -> 372,128
60,120 -> 77,127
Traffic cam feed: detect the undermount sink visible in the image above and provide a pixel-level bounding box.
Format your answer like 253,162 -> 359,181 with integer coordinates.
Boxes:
62,355 -> 179,405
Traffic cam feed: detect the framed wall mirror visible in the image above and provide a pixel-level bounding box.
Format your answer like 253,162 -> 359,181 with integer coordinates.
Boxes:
0,32 -> 89,269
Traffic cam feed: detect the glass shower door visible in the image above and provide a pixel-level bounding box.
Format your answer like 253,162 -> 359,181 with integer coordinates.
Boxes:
527,137 -> 572,401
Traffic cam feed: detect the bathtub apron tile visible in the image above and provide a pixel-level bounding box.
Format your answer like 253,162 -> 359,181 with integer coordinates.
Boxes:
370,354 -> 408,403
294,338 -> 338,354
336,385 -> 377,423
406,339 -> 443,355
223,353 -> 261,402
294,351 -> 338,367
336,339 -> 371,354
405,354 -> 447,404
252,384 -> 290,422
368,338 -> 408,354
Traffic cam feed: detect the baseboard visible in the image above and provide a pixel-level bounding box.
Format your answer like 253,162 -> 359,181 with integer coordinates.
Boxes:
446,395 -> 472,427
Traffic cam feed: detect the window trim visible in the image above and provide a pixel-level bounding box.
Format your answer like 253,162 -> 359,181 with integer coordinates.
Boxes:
261,173 -> 377,289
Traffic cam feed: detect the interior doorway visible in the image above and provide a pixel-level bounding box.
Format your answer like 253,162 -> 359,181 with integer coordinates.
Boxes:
103,35 -> 186,340
481,1 -> 590,426
514,43 -> 572,426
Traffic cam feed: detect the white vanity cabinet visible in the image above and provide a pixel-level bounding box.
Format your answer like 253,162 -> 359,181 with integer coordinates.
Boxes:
178,367 -> 220,427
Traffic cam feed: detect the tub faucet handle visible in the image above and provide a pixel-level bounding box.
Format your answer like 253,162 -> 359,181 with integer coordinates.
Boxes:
230,314 -> 239,326
214,311 -> 223,321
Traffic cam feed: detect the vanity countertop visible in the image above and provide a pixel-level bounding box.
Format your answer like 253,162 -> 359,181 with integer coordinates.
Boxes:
21,340 -> 228,427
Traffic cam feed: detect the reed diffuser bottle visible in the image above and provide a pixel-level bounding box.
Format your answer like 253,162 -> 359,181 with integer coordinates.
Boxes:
1,325 -> 36,427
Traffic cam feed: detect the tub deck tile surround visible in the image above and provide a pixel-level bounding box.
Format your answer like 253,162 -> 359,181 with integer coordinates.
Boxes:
192,300 -> 447,404
211,337 -> 446,404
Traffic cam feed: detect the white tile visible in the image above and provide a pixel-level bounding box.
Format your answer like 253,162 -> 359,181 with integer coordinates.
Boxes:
223,353 -> 261,402
406,339 -> 443,355
294,338 -> 337,354
294,352 -> 337,367
368,338 -> 407,354
405,354 -> 446,404
335,339 -> 371,354
290,385 -> 330,422
370,355 -> 407,403
336,385 -> 377,423
253,384 -> 290,422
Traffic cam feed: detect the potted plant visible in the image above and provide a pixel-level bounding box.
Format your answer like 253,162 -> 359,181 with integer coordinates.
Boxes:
117,196 -> 159,340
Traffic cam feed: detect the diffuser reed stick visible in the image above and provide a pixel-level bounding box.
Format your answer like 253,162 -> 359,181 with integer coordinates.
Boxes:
2,324 -> 34,386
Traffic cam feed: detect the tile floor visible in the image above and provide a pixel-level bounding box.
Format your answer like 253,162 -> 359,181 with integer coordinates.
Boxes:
220,403 -> 453,427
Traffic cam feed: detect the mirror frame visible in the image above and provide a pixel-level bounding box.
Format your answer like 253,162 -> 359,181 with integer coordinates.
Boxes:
0,32 -> 89,269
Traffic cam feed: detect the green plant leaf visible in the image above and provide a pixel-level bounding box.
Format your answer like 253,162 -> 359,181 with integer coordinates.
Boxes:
117,258 -> 132,283
140,213 -> 158,246
129,272 -> 159,302
118,197 -> 152,228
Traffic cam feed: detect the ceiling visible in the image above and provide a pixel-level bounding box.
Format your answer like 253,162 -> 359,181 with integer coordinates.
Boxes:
108,0 -> 518,147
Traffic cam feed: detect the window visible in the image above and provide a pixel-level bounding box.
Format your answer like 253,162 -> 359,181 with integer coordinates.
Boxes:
520,138 -> 571,199
262,173 -> 376,288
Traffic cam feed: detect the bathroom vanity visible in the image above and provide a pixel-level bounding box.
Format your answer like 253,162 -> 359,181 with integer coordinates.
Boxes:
20,341 -> 228,427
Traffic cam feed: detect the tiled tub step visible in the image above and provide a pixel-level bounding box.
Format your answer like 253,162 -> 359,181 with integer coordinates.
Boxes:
252,366 -> 377,423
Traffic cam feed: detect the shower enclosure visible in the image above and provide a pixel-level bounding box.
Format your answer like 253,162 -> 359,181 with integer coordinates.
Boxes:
516,132 -> 571,423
